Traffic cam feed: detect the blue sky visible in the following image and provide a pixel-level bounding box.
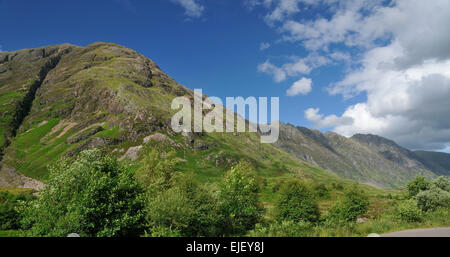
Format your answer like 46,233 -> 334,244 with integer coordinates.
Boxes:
1,0 -> 450,151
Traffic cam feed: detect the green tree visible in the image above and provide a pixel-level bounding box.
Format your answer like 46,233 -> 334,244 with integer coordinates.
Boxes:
218,161 -> 262,235
275,180 -> 320,223
138,148 -> 223,237
396,199 -> 422,222
22,149 -> 146,237
136,148 -> 178,193
431,176 -> 450,192
416,185 -> 450,212
0,191 -> 34,230
328,186 -> 369,222
406,176 -> 430,198
146,174 -> 223,237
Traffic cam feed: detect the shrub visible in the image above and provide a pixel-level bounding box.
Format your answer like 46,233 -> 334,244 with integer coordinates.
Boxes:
406,176 -> 430,198
275,180 -> 320,223
396,199 -> 422,222
314,183 -> 331,199
0,191 -> 34,230
416,185 -> 450,212
22,149 -> 146,237
146,174 -> 223,237
136,148 -> 178,193
248,220 -> 313,237
218,161 -> 262,235
328,186 -> 369,222
431,176 -> 450,192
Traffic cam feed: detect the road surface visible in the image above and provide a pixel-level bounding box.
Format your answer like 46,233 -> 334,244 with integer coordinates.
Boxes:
380,227 -> 450,237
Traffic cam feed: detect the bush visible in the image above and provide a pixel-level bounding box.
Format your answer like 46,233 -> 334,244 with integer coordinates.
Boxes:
146,174 -> 223,237
314,183 -> 330,199
416,185 -> 450,212
431,176 -> 450,192
406,176 -> 430,198
275,180 -> 320,223
328,186 -> 369,222
22,149 -> 146,237
396,199 -> 422,222
218,161 -> 262,235
248,220 -> 313,237
0,191 -> 34,230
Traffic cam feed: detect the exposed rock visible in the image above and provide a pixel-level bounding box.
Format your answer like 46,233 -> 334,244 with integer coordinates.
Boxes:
144,132 -> 169,144
0,165 -> 44,190
119,145 -> 143,161
67,126 -> 104,144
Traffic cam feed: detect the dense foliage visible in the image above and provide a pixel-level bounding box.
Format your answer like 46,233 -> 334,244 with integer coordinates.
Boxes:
137,149 -> 261,236
275,180 -> 320,223
406,176 -> 430,198
22,149 -> 146,237
328,186 -> 370,222
218,161 -> 262,235
0,191 -> 34,230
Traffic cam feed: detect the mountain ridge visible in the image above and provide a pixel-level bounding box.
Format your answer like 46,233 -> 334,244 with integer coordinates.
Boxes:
0,42 -> 448,190
274,122 -> 449,188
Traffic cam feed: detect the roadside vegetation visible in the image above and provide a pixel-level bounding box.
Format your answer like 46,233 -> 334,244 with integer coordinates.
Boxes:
0,149 -> 449,237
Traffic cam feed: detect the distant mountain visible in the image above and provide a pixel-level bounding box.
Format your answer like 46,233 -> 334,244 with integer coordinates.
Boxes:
414,151 -> 450,176
0,42 -> 347,190
273,123 -> 447,188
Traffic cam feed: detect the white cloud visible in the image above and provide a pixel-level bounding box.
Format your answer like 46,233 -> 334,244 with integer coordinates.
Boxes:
255,0 -> 450,150
293,0 -> 450,150
260,42 -> 271,50
258,53 -> 329,82
257,60 -> 287,82
170,0 -> 204,18
287,77 -> 312,96
305,108 -> 353,128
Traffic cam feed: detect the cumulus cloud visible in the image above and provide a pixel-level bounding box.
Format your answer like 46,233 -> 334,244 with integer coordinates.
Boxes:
305,108 -> 353,128
258,53 -> 329,82
257,0 -> 450,150
287,77 -> 312,96
257,60 -> 287,82
170,0 -> 204,18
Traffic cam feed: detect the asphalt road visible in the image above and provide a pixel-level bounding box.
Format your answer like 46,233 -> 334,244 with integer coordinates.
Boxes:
381,227 -> 450,237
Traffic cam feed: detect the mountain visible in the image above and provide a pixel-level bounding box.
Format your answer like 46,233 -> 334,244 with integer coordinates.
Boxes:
1,43 -> 447,191
273,123 -> 447,188
413,151 -> 450,176
0,42 -> 349,190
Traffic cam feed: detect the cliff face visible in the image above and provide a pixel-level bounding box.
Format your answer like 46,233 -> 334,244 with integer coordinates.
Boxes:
274,123 -> 447,188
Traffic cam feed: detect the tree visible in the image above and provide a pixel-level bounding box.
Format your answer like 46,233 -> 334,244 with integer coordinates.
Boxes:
137,148 -> 223,237
328,186 -> 369,222
416,185 -> 450,212
22,149 -> 146,237
431,176 -> 450,192
146,173 -> 223,237
0,191 -> 34,230
396,199 -> 422,222
275,180 -> 320,223
406,176 -> 430,198
218,161 -> 262,235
